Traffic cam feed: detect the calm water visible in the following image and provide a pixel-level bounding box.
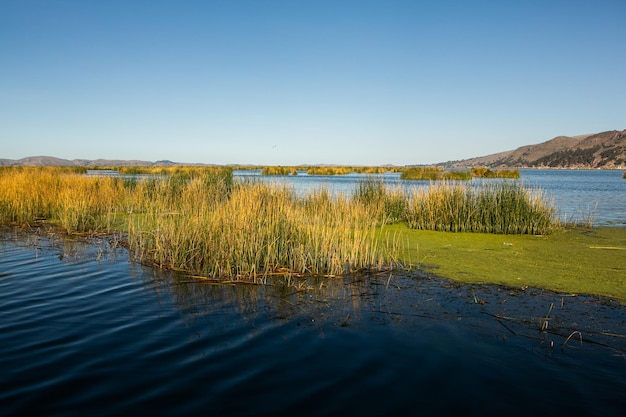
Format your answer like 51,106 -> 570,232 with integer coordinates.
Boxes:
1,231 -> 625,416
235,169 -> 626,226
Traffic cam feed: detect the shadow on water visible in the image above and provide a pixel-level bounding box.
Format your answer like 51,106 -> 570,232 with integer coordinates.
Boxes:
1,229 -> 625,416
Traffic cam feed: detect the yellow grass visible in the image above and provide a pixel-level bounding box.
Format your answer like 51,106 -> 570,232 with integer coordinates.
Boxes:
0,167 -> 398,280
0,166 -> 558,282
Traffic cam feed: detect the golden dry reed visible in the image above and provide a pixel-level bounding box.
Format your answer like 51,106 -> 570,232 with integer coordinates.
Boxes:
0,167 -> 558,281
0,166 -> 124,233
126,178 -> 398,281
0,167 -> 398,280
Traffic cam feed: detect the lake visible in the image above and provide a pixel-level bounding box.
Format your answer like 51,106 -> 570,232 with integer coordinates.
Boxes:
1,229 -> 625,416
1,169 -> 625,416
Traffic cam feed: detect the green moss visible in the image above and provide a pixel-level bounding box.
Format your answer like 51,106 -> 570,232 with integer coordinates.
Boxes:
386,224 -> 626,301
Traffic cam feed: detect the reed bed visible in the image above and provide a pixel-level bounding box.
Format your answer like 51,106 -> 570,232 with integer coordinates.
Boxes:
400,167 -> 520,180
404,181 -> 558,234
0,167 -> 397,280
400,167 -> 472,181
126,178 -> 397,280
0,166 -> 558,282
352,178 -> 408,224
0,167 -> 125,233
352,177 -> 557,234
470,167 -> 520,179
306,166 -> 352,175
261,166 -> 298,176
260,165 -> 395,176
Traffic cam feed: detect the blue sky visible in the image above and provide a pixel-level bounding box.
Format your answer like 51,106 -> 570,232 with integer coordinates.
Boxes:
1,0 -> 625,165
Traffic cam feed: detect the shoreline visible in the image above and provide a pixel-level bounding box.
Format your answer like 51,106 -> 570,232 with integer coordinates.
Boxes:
3,223 -> 625,302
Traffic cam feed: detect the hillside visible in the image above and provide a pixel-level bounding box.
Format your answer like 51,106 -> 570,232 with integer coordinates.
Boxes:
446,130 -> 626,169
3,130 -> 625,169
0,156 -> 183,167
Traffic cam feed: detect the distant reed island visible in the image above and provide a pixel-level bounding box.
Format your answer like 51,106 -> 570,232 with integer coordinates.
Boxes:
256,165 -> 520,180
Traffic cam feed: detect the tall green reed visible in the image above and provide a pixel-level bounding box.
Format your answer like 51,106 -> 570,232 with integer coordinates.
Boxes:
404,180 -> 558,234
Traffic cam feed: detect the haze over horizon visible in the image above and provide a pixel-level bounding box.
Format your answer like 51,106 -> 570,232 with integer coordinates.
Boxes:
1,0 -> 625,166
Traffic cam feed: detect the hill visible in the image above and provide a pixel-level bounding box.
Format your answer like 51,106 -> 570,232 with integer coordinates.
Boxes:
0,156 -> 185,167
3,130 -> 625,169
446,130 -> 626,169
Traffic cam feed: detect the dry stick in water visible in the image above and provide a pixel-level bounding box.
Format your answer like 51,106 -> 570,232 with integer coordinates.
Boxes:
541,303 -> 554,331
562,330 -> 583,350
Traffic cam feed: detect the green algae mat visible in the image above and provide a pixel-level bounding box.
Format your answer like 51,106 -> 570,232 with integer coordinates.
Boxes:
391,226 -> 626,301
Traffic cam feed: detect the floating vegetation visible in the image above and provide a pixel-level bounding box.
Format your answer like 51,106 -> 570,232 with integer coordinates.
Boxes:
470,167 -> 521,179
400,167 -> 472,181
306,166 -> 352,175
400,167 -> 520,181
258,165 -> 395,176
260,166 -> 298,176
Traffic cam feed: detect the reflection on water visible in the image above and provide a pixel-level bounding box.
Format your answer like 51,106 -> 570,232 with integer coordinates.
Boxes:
1,231 -> 625,416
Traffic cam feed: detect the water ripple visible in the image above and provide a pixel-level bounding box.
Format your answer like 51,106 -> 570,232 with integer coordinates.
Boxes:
1,232 -> 625,417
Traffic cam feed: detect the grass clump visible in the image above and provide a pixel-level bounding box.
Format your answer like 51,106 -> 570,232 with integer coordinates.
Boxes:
405,181 -> 557,234
261,166 -> 298,176
0,166 -> 397,281
126,180 -> 398,280
0,167 -> 125,233
400,167 -> 520,181
470,167 -> 520,179
306,166 -> 352,175
0,166 -> 560,285
400,167 -> 472,181
353,178 -> 408,224
353,177 -> 558,235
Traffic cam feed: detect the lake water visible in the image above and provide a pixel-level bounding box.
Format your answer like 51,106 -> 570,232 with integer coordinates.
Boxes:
234,169 -> 626,226
1,230 -> 625,416
2,169 -> 625,416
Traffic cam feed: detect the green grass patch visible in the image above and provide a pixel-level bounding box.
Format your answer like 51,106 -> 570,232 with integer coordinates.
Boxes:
388,224 -> 626,301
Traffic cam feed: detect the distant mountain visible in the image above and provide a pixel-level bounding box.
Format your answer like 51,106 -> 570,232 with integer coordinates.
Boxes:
4,130 -> 626,169
0,156 -> 188,167
445,130 -> 626,169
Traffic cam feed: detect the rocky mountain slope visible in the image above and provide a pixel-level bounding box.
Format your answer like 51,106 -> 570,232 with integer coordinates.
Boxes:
446,130 -> 626,169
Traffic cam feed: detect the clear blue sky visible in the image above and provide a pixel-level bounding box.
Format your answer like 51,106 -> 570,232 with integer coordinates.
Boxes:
1,0 -> 625,165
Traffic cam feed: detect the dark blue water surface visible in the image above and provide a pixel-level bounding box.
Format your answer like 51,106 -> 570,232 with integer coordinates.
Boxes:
235,169 -> 626,226
1,230 -> 625,416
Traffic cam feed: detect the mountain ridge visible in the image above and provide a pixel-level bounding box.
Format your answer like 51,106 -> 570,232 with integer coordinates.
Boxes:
0,156 -> 195,167
444,130 -> 626,169
3,129 -> 625,169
